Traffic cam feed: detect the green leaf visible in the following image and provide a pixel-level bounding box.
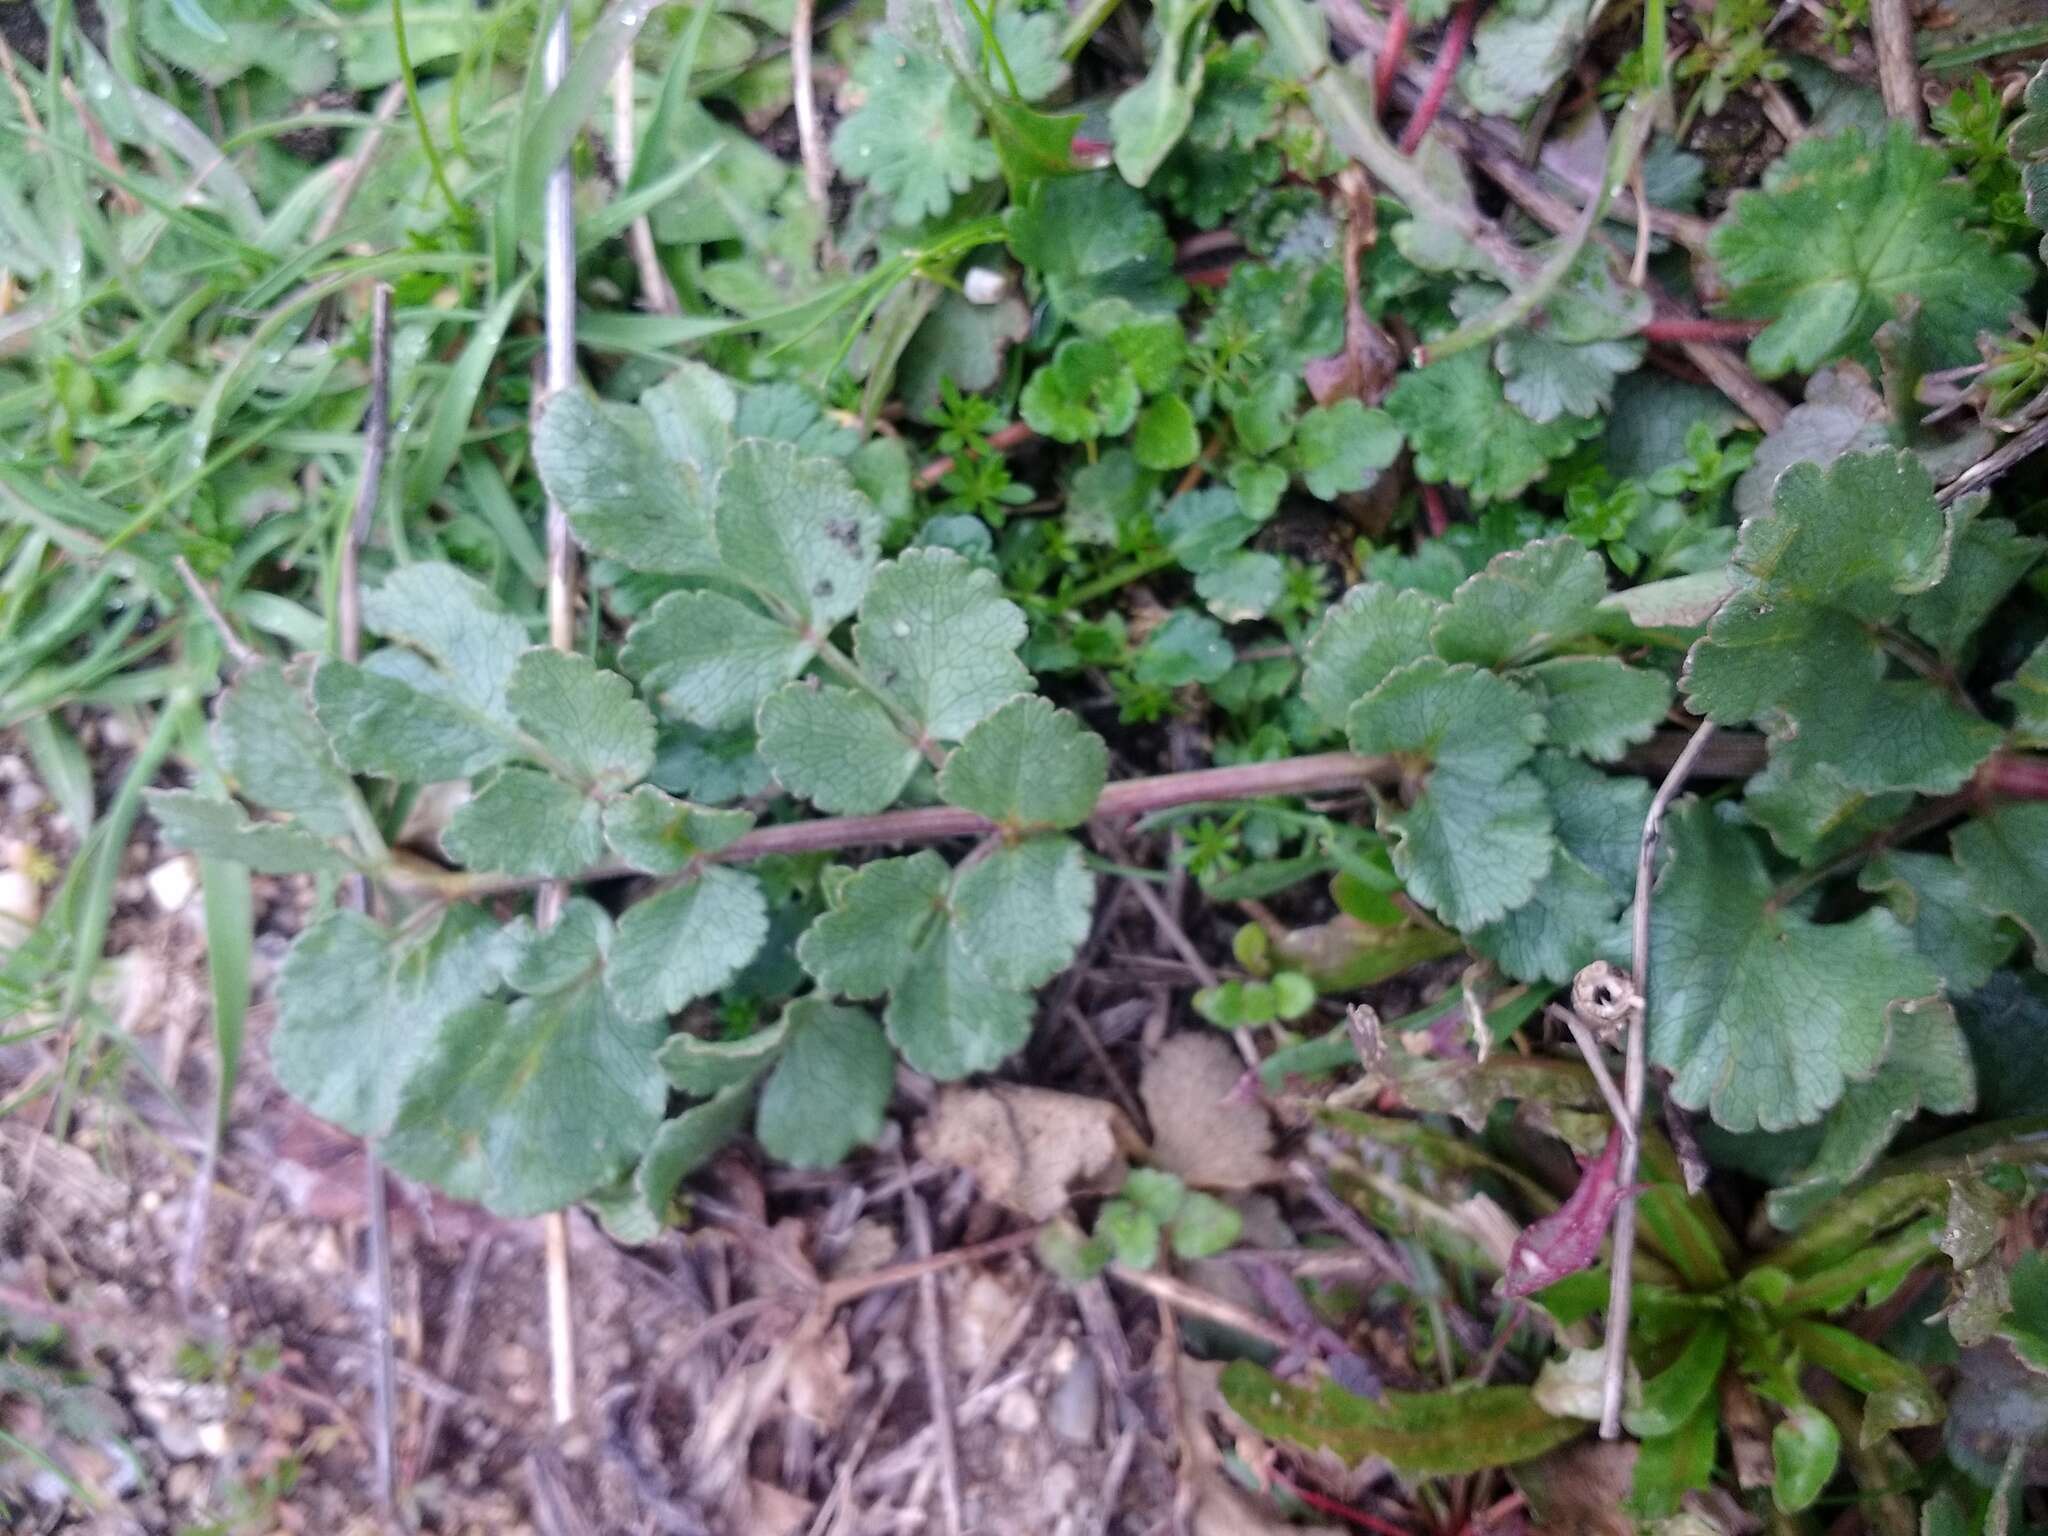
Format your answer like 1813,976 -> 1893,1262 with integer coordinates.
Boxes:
505,650 -> 655,793
800,850 -> 951,1000
755,999 -> 894,1168
1133,610 -> 1233,686
380,902 -> 666,1218
1518,657 -> 1673,763
1496,331 -> 1643,425
1902,512 -> 2043,664
1954,804 -> 2048,968
1300,584 -> 1441,731
1196,552 -> 1287,622
533,388 -> 719,574
952,837 -> 1095,989
1431,537 -> 1609,668
1386,350 -> 1599,504
441,767 -> 602,877
1624,1319 -> 1729,1439
1019,337 -> 1142,444
1132,395 -> 1201,470
145,790 -> 355,875
1711,124 -> 2031,378
1097,1199 -> 1163,1268
273,906 -> 517,1138
1763,1000 -> 1976,1229
1742,750 -> 1912,866
1108,0 -> 1218,186
1460,0 -> 1594,117
640,362 -> 737,489
1347,657 -> 1546,783
608,867 -> 770,1024
937,696 -> 1108,830
1784,1320 -> 1945,1442
215,662 -> 359,839
715,439 -> 882,629
1005,172 -> 1186,320
1770,1400 -> 1841,1514
658,1021 -> 788,1096
628,1081 -> 757,1232
1036,1217 -> 1114,1282
1170,1190 -> 1243,1259
1998,641 -> 2048,746
1161,486 -> 1257,570
1220,1365 -> 1581,1475
1858,851 -> 2017,995
622,591 -> 812,733
756,684 -> 921,815
887,921 -> 1037,1079
1292,400 -> 1401,500
1647,803 -> 1943,1132
831,29 -> 997,224
854,548 -> 1031,740
1626,1395 -> 1718,1520
603,785 -> 755,874
311,658 -> 514,784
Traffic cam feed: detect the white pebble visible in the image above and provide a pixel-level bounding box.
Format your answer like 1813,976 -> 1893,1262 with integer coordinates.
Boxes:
146,855 -> 199,914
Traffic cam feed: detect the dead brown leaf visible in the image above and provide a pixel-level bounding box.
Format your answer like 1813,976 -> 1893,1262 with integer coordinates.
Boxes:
1141,1035 -> 1283,1189
917,1083 -> 1141,1219
1514,1439 -> 1635,1536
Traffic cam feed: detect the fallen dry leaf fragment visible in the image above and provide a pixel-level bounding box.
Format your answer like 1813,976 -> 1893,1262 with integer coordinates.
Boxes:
1503,1127 -> 1629,1297
1142,1034 -> 1284,1189
918,1083 -> 1141,1219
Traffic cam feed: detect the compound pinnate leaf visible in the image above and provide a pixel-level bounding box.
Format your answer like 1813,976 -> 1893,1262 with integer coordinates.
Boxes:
831,30 -> 996,224
755,999 -> 895,1167
1953,804 -> 2048,969
146,790 -> 355,876
607,867 -> 769,1025
504,650 -> 654,792
602,785 -> 755,874
657,1020 -> 788,1096
886,923 -> 1036,1079
381,901 -> 666,1218
533,388 -> 719,574
1764,1001 -> 1976,1230
854,548 -> 1031,741
442,767 -> 603,877
799,850 -> 950,1000
952,837 -> 1095,990
936,696 -> 1108,830
622,590 -> 812,733
215,662 -> 360,840
1300,584 -> 1441,730
1385,349 -> 1599,504
274,905 -> 517,1138
715,438 -> 881,629
1710,123 -> 2030,378
1646,802 -> 1943,1133
1519,657 -> 1672,763
757,683 -> 921,814
1431,536 -> 1609,667
1858,851 -> 2017,995
1346,658 -> 1546,782
313,656 -> 514,783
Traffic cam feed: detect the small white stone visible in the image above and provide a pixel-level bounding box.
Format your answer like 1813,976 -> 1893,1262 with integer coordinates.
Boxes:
196,1420 -> 230,1457
146,855 -> 199,913
0,869 -> 38,928
962,266 -> 1011,305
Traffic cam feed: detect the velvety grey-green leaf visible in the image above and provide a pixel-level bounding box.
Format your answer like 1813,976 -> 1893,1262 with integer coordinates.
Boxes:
715,438 -> 882,628
798,849 -> 950,999
1953,804 -> 2048,968
1300,584 -> 1442,730
886,925 -> 1036,1080
640,362 -> 736,493
1519,656 -> 1673,763
442,767 -> 603,877
1430,536 -> 1609,667
533,387 -> 719,574
1859,851 -> 2017,994
505,649 -> 655,792
215,662 -> 359,838
854,548 -> 1030,740
757,683 -> 921,814
1765,1000 -> 1976,1229
755,1000 -> 895,1168
358,561 -> 530,724
607,866 -> 770,1023
146,790 -> 356,875
622,590 -> 811,732
602,784 -> 755,874
311,655 -> 515,782
1346,658 -> 1546,783
936,696 -> 1108,829
1647,803 -> 1942,1133
657,1019 -> 788,1095
274,905 -> 517,1137
953,837 -> 1095,990
1384,765 -> 1556,930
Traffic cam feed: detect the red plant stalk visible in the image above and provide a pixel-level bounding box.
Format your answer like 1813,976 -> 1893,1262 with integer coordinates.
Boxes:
1374,0 -> 1411,111
1640,316 -> 1765,344
1421,482 -> 1449,538
1398,0 -> 1480,155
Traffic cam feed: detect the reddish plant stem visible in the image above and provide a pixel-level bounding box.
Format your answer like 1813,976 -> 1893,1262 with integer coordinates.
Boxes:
1640,316 -> 1765,344
1270,1471 -> 1417,1536
912,420 -> 1038,490
1981,750 -> 2048,802
1420,482 -> 1449,537
1373,0 -> 1410,111
1398,0 -> 1479,155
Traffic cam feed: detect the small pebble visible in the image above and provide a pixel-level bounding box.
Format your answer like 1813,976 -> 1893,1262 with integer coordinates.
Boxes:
0,868 -> 39,928
147,855 -> 199,913
1046,1352 -> 1100,1446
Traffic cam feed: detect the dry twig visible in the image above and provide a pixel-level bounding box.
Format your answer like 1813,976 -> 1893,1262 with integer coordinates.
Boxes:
1868,0 -> 1921,124
610,53 -> 680,314
901,1155 -> 963,1536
